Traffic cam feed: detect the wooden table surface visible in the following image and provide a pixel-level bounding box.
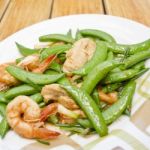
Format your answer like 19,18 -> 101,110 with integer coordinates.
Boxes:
0,0 -> 150,41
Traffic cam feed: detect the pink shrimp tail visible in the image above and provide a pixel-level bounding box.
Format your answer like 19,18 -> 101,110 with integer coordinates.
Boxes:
33,55 -> 56,73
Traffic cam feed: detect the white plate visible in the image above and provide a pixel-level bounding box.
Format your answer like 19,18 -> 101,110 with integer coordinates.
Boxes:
0,14 -> 150,150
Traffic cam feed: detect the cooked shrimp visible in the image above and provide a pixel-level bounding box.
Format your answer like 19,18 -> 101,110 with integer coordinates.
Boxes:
18,54 -> 40,71
0,63 -> 19,91
41,84 -> 79,109
98,90 -> 118,104
18,54 -> 56,73
40,103 -> 79,122
63,38 -> 96,73
32,55 -> 56,73
6,96 -> 60,139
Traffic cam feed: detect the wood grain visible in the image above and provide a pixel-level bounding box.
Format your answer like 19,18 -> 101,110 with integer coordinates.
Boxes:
104,0 -> 150,26
0,0 -> 10,20
0,0 -> 53,40
52,0 -> 104,18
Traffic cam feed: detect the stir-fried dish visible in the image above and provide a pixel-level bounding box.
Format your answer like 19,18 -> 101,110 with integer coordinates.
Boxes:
0,29 -> 150,141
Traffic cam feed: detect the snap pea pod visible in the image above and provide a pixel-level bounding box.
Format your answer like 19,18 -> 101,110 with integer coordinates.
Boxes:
106,51 -> 114,61
0,102 -> 6,117
123,49 -> 150,69
103,69 -> 140,84
39,34 -> 74,43
102,39 -> 150,54
91,88 -> 100,106
81,60 -> 121,94
48,61 -> 62,72
73,41 -> 108,75
58,53 -> 66,63
76,81 -> 135,126
40,44 -> 72,60
0,92 -> 8,104
45,70 -> 71,85
61,85 -> 108,136
103,81 -> 136,124
30,93 -> 43,104
131,68 -> 149,80
57,77 -> 71,85
80,29 -> 116,43
75,29 -> 83,41
5,84 -> 37,100
132,61 -> 145,70
39,102 -> 46,108
36,139 -> 50,145
124,98 -> 133,116
15,42 -> 39,56
15,57 -> 24,64
60,125 -> 90,135
77,119 -> 93,128
102,83 -> 122,93
6,65 -> 64,85
45,69 -> 59,75
0,118 -> 9,138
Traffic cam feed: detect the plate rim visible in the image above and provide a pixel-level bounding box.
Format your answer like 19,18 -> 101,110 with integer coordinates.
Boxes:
1,14 -> 150,43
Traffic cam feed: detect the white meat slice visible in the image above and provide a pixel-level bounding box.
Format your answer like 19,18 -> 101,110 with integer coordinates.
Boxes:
63,38 -> 96,73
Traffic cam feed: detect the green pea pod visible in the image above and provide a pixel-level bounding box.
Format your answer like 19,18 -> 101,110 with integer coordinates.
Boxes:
0,102 -> 6,117
75,29 -> 83,41
81,60 -> 121,94
132,61 -> 145,70
48,61 -> 62,72
6,65 -> 64,85
45,70 -> 59,75
102,83 -> 122,93
91,88 -> 100,106
58,53 -> 66,63
78,81 -> 136,125
39,102 -> 46,108
80,29 -> 116,43
0,118 -> 9,138
60,126 -> 90,135
39,34 -> 74,43
61,85 -> 108,136
45,71 -> 71,85
0,92 -> 8,104
73,41 -> 108,75
5,84 -> 37,100
15,42 -> 39,56
124,49 -> 150,69
40,44 -> 71,60
103,81 -> 136,124
124,99 -> 133,116
77,119 -> 93,128
30,93 -> 43,104
103,39 -> 150,54
57,77 -> 71,85
15,57 -> 25,64
131,68 -> 149,80
106,51 -> 114,61
103,69 -> 140,84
